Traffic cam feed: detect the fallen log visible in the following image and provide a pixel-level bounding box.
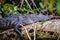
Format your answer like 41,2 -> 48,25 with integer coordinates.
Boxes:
0,19 -> 60,40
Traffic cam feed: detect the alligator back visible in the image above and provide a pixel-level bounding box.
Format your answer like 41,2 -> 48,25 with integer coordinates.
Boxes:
0,14 -> 53,30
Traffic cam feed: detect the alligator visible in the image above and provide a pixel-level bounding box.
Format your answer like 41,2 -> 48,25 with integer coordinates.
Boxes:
0,13 -> 54,39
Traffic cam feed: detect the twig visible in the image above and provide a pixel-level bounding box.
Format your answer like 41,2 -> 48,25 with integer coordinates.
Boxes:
20,24 -> 32,40
31,0 -> 37,8
34,23 -> 36,40
57,34 -> 60,40
20,0 -> 24,8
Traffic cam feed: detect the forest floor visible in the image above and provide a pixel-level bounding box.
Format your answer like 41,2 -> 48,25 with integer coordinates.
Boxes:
0,19 -> 60,40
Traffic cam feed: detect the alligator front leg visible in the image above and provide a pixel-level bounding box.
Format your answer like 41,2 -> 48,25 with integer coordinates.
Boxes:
14,24 -> 23,40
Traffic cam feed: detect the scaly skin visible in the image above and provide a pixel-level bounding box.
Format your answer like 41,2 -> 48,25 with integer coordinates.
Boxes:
0,13 -> 54,39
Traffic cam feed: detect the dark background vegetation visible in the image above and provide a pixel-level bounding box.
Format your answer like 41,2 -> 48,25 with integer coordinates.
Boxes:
0,0 -> 60,17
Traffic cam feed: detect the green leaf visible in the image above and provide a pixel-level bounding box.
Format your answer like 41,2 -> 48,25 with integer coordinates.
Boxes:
56,0 -> 60,15
39,2 -> 44,9
14,6 -> 18,11
2,8 -> 9,17
23,4 -> 30,10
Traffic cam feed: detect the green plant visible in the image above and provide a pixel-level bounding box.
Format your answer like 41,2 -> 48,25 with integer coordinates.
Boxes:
48,0 -> 56,12
56,0 -> 60,15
